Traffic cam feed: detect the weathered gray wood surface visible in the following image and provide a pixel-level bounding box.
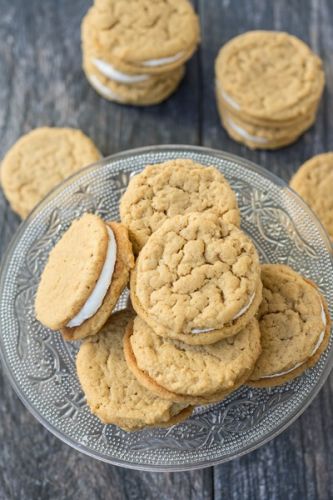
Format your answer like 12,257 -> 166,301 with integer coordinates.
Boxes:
0,0 -> 332,498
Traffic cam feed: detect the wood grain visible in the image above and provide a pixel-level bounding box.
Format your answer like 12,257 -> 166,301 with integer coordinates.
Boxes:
0,0 -> 332,499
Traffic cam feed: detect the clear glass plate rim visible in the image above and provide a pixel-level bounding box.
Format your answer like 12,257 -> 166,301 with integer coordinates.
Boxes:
0,144 -> 332,472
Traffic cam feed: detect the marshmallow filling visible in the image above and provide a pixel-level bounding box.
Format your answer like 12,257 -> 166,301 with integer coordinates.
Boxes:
142,52 -> 183,67
66,226 -> 117,328
92,58 -> 150,84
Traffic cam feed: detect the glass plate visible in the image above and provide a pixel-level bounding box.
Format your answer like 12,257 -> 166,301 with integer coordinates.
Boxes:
0,145 -> 332,472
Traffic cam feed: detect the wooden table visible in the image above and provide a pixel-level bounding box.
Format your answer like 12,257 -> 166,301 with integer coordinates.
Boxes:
0,1 -> 332,498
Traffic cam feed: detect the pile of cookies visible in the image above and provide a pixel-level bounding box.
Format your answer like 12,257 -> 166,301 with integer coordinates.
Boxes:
81,0 -> 200,106
35,159 -> 330,432
215,31 -> 325,149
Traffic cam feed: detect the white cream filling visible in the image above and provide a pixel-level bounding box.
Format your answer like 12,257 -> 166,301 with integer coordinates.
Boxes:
66,227 -> 117,328
225,115 -> 268,144
142,52 -> 183,67
261,301 -> 327,379
220,88 -> 241,110
87,74 -> 123,102
92,58 -> 150,84
191,292 -> 256,334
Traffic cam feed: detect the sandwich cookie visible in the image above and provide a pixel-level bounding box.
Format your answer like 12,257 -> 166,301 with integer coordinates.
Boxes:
124,315 -> 261,405
76,310 -> 192,431
215,31 -> 324,149
290,152 -> 333,241
130,212 -> 262,345
249,264 -> 330,387
35,213 -> 134,340
82,0 -> 200,75
120,159 -> 240,254
83,57 -> 185,106
1,127 -> 101,219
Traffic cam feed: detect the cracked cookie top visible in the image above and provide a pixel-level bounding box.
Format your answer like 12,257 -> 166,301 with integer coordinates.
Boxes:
120,159 -> 240,253
131,212 -> 261,334
216,31 -> 324,122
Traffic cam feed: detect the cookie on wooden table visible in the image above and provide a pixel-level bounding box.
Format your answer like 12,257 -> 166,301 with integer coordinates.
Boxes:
124,315 -> 261,405
1,127 -> 101,219
290,152 -> 333,241
35,213 -> 134,341
249,264 -> 330,387
130,212 -> 262,345
82,0 -> 200,75
120,159 -> 240,254
76,310 -> 192,431
215,31 -> 324,149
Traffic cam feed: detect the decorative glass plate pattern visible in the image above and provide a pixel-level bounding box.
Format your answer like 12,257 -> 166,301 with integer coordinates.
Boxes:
0,145 -> 332,471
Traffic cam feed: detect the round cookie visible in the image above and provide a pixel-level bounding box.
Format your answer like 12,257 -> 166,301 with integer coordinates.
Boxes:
82,1 -> 200,75
217,95 -> 317,150
83,57 -> 185,106
120,159 -> 240,254
289,153 -> 333,241
76,310 -> 192,431
35,213 -> 135,340
249,264 -> 331,387
124,315 -> 261,405
130,212 -> 262,345
1,127 -> 101,219
215,31 -> 324,125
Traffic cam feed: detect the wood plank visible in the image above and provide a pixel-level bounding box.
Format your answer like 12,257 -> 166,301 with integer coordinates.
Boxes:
198,0 -> 333,498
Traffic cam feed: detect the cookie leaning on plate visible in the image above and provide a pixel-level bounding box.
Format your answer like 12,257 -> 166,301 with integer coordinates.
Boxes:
290,153 -> 333,241
77,310 -> 192,431
130,212 -> 262,345
35,213 -> 134,340
82,0 -> 200,75
120,159 -> 240,253
1,127 -> 101,219
249,264 -> 330,387
124,315 -> 261,405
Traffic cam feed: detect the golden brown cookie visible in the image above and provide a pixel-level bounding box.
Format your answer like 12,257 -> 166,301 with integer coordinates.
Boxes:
120,159 -> 240,254
76,310 -> 192,431
289,153 -> 333,241
83,56 -> 185,106
124,315 -> 261,405
82,1 -> 200,75
215,31 -> 324,124
35,214 -> 134,340
130,212 -> 262,345
249,264 -> 330,387
1,127 -> 101,219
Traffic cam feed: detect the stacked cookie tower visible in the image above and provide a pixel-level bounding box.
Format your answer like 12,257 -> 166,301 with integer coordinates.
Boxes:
215,31 -> 325,149
35,159 -> 330,432
81,0 -> 200,106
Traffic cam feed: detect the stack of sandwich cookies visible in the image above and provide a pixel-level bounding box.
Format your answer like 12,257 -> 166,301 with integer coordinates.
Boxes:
120,158 -> 240,254
215,31 -> 325,149
82,0 -> 200,105
130,212 -> 262,345
290,152 -> 333,241
249,264 -> 330,387
35,214 -> 134,340
77,310 -> 192,431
